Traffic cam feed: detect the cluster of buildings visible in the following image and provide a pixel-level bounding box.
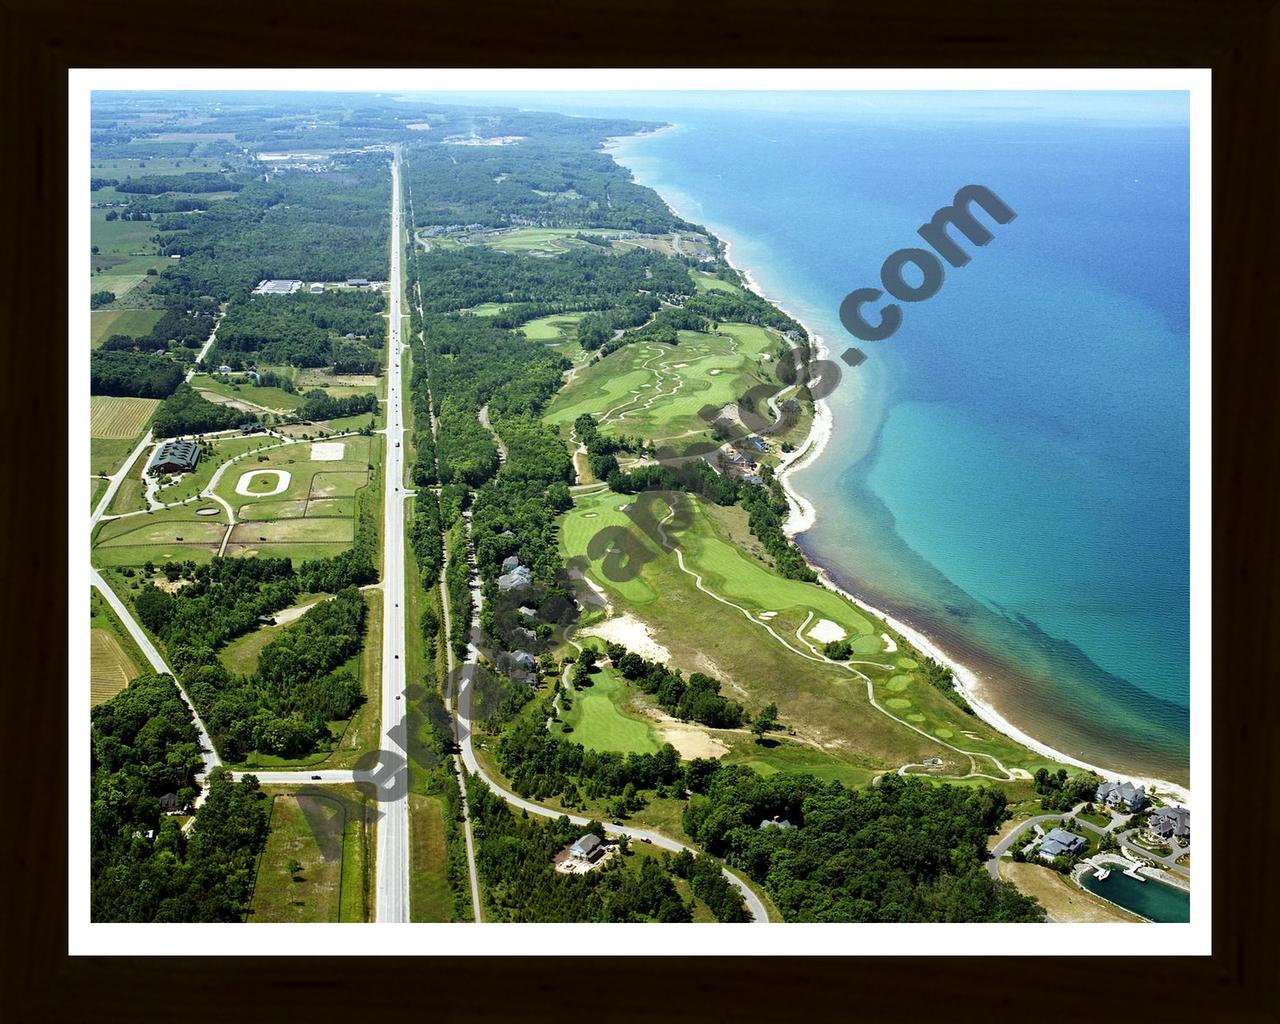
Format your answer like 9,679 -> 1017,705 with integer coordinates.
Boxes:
421,223 -> 485,238
497,554 -> 533,593
253,278 -> 383,296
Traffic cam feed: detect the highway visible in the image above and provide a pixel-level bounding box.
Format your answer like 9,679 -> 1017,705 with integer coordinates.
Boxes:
374,147 -> 411,922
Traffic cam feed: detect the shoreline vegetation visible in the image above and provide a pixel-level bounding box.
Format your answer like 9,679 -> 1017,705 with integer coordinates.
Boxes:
605,129 -> 1191,809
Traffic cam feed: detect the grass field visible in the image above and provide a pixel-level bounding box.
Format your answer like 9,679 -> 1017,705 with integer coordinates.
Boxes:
559,486 -> 1050,777
93,505 -> 227,566
248,786 -> 373,923
544,322 -> 783,454
520,311 -> 588,362
90,308 -> 164,348
217,594 -> 327,675
480,226 -> 612,255
89,588 -> 146,705
409,794 -> 454,922
462,302 -> 509,317
191,374 -> 301,413
90,396 -> 159,440
92,157 -> 225,176
555,664 -> 661,755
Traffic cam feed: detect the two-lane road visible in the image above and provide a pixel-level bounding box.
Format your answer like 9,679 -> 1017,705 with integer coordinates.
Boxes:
375,148 -> 411,923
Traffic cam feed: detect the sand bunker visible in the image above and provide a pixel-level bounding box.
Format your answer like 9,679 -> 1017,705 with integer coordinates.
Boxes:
807,618 -> 847,644
581,614 -> 670,663
881,632 -> 898,653
657,721 -> 729,760
236,469 -> 290,497
310,442 -> 345,461
758,611 -> 777,620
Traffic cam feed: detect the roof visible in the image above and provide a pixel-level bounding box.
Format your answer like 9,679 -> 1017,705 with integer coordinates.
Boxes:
1041,828 -> 1086,857
501,555 -> 521,572
759,816 -> 794,830
570,834 -> 602,857
253,279 -> 302,295
510,650 -> 537,670
148,440 -> 201,473
1150,806 -> 1190,834
497,565 -> 533,592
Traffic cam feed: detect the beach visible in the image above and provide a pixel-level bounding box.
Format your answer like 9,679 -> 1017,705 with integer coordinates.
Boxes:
607,127 -> 1193,808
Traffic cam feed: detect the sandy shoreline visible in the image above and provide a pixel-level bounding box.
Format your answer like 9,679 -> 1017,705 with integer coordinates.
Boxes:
605,129 -> 1192,809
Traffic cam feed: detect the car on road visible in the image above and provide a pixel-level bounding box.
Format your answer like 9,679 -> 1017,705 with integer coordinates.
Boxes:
311,775 -> 321,780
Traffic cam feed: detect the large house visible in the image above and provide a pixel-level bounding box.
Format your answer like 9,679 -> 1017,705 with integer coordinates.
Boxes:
1149,805 -> 1191,841
1096,780 -> 1147,812
569,834 -> 604,863
148,440 -> 201,476
1039,827 -> 1088,861
497,563 -> 533,593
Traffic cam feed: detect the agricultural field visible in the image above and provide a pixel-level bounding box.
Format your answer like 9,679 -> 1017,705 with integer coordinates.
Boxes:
248,786 -> 374,923
543,322 -> 783,455
559,485 -> 1047,777
90,396 -> 159,440
89,209 -> 169,301
90,396 -> 157,480
90,308 -> 164,348
554,664 -> 662,755
91,157 -> 226,176
214,434 -> 376,563
89,588 -> 145,705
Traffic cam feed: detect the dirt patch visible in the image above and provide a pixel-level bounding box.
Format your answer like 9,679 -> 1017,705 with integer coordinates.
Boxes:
1000,862 -> 1140,923
658,722 -> 729,760
152,578 -> 191,594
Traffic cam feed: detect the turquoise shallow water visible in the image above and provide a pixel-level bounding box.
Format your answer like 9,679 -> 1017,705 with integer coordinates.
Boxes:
444,91 -> 1192,781
1081,870 -> 1190,923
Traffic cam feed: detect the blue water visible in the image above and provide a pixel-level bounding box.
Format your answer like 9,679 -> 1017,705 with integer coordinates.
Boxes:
441,91 -> 1192,780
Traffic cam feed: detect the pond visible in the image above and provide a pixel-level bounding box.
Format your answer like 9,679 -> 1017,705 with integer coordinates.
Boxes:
1080,867 -> 1190,923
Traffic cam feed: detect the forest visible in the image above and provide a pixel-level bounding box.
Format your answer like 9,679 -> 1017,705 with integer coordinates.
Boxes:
90,350 -> 185,398
466,780 -> 714,923
213,290 -> 385,371
115,172 -> 242,194
91,672 -> 269,921
151,382 -> 252,436
681,768 -> 1044,923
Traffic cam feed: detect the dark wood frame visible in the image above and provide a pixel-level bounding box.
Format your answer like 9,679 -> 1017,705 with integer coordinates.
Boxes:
4,0 -> 1277,1019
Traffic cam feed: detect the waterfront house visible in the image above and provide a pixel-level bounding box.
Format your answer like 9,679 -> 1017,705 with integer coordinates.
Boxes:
1149,805 -> 1190,841
1039,827 -> 1087,860
1096,780 -> 1147,812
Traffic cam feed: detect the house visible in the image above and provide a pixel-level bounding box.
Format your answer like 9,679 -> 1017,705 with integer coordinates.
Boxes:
745,436 -> 768,453
239,422 -> 257,435
569,833 -> 604,862
159,792 -> 180,813
346,278 -> 370,288
759,815 -> 794,830
1096,780 -> 1147,812
1039,827 -> 1087,860
497,565 -> 533,593
1149,805 -> 1190,841
217,364 -> 234,374
148,440 -> 201,476
309,282 -> 324,293
501,555 -> 521,573
518,606 -> 537,620
509,650 -> 538,673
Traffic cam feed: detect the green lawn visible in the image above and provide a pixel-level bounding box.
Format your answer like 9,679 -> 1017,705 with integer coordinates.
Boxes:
691,270 -> 745,295
409,794 -> 454,922
93,505 -> 226,566
555,665 -> 662,755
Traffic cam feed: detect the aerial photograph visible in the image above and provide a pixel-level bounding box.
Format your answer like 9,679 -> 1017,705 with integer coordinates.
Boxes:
83,84 -> 1195,931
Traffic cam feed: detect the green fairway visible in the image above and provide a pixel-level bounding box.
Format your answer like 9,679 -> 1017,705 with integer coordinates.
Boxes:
691,270 -> 745,295
556,665 -> 662,755
559,486 -> 1047,776
520,311 -> 589,361
543,322 -> 783,453
249,786 -> 373,923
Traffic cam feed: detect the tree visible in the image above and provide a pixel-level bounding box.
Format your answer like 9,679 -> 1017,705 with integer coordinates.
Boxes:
288,857 -> 303,881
